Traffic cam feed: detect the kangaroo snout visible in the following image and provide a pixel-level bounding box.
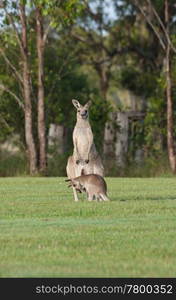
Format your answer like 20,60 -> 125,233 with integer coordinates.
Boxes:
81,111 -> 88,119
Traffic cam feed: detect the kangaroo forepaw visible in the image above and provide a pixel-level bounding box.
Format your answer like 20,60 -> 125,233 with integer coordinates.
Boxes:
85,159 -> 89,164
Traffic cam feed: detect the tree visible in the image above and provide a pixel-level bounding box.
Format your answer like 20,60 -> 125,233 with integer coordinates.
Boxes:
0,0 -> 83,174
71,0 -> 119,101
36,5 -> 46,173
1,1 -> 38,174
70,0 -> 131,165
133,0 -> 176,172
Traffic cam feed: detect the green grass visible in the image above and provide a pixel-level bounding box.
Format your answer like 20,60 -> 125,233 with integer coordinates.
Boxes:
0,177 -> 176,278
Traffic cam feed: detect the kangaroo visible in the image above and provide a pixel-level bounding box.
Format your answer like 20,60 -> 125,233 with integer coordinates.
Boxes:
66,174 -> 109,202
66,99 -> 104,201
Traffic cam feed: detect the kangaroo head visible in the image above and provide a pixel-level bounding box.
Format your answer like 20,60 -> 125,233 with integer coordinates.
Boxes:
72,179 -> 80,189
72,99 -> 91,120
65,177 -> 83,193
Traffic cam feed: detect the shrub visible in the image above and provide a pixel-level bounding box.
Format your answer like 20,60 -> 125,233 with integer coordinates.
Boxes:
0,150 -> 27,177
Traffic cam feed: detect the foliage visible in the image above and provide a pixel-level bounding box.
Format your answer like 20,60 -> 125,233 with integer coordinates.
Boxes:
1,0 -> 176,175
0,150 -> 27,176
119,67 -> 159,98
89,96 -> 112,151
47,153 -> 68,177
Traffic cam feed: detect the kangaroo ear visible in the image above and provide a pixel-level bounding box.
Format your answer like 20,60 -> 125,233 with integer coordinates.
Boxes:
65,179 -> 71,182
72,99 -> 81,109
85,100 -> 91,109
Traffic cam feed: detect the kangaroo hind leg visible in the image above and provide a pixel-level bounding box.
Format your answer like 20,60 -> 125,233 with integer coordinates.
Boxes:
100,193 -> 110,201
73,186 -> 79,202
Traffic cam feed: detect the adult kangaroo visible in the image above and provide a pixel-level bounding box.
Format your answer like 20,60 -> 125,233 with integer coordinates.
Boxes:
66,99 -> 104,201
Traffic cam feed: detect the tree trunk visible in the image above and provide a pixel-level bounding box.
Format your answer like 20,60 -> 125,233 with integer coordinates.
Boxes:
166,55 -> 176,172
100,76 -> 109,100
165,0 -> 176,172
96,65 -> 109,100
20,4 -> 37,175
36,7 -> 47,174
115,112 -> 129,168
23,60 -> 38,174
48,124 -> 65,155
96,65 -> 115,164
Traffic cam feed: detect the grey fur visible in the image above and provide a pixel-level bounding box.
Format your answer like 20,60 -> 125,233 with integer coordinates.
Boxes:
66,99 -> 104,201
66,174 -> 109,202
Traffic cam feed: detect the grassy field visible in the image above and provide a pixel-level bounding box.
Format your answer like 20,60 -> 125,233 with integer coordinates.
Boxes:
0,177 -> 176,278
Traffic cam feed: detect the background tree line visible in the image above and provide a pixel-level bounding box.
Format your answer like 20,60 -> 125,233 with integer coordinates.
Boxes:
0,0 -> 176,177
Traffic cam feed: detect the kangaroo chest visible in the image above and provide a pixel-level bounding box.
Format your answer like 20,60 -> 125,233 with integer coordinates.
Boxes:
74,127 -> 92,144
73,127 -> 93,154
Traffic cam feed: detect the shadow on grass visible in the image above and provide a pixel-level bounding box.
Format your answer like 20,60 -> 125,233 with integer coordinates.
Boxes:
109,196 -> 176,202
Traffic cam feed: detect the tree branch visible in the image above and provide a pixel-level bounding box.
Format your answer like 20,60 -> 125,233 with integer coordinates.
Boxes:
146,0 -> 176,54
19,3 -> 29,58
0,83 -> 24,111
2,3 -> 24,55
43,22 -> 51,45
133,0 -> 166,51
0,47 -> 23,83
0,114 -> 11,130
71,31 -> 88,43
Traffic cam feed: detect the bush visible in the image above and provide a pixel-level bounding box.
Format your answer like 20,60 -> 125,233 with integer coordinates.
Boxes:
47,153 -> 68,177
0,150 -> 27,177
106,153 -> 173,177
0,149 -> 173,178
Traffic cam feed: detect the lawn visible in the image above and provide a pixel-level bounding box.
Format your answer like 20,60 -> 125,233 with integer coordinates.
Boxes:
0,177 -> 176,278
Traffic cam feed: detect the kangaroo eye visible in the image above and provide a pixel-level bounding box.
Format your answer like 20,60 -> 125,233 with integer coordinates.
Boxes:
85,110 -> 87,113
78,110 -> 80,113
